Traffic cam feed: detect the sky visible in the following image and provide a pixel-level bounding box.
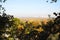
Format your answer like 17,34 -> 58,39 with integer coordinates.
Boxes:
2,0 -> 60,18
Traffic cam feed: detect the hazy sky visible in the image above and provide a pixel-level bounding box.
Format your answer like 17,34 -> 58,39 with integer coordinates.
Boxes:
3,0 -> 60,17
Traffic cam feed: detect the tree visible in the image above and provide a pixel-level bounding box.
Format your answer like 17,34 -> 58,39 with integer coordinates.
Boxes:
0,0 -> 19,40
46,0 -> 57,3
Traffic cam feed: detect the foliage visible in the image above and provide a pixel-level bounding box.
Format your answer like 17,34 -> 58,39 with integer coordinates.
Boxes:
0,12 -> 60,40
0,0 -> 60,40
46,0 -> 57,3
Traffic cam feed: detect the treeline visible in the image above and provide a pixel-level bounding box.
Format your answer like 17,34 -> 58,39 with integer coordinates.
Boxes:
0,12 -> 60,40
